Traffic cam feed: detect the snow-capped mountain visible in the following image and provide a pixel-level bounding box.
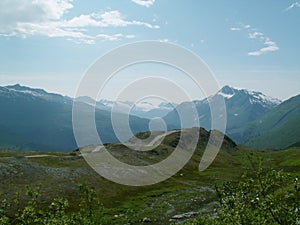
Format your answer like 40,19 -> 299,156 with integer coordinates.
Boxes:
215,85 -> 281,108
76,85 -> 280,121
98,99 -> 176,111
1,84 -> 71,104
76,97 -> 177,119
215,86 -> 281,130
164,85 -> 282,135
129,101 -> 177,119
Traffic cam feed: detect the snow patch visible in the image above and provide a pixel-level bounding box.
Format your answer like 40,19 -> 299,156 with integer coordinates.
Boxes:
218,92 -> 235,99
98,99 -> 176,112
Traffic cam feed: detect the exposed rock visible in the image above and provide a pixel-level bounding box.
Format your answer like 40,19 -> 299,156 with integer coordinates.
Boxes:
169,211 -> 198,222
142,217 -> 152,222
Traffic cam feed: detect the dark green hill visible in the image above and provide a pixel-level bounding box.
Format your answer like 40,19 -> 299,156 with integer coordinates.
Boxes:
103,128 -> 237,167
287,141 -> 300,149
238,94 -> 300,149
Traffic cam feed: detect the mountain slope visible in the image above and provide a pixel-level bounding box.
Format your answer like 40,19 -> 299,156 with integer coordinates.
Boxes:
242,94 -> 300,149
0,84 -> 149,152
0,84 -> 75,151
164,85 -> 281,138
220,86 -> 280,131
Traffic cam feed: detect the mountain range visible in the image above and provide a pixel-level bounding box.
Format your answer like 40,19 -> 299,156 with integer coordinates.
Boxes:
0,84 -> 149,151
164,85 -> 281,131
0,84 -> 299,151
76,96 -> 177,119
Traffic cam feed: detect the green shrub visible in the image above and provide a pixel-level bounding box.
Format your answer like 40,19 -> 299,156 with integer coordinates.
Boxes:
0,183 -> 104,225
190,157 -> 300,225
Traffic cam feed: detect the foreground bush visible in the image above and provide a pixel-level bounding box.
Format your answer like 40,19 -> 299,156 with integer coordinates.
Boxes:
0,183 -> 102,225
189,158 -> 299,225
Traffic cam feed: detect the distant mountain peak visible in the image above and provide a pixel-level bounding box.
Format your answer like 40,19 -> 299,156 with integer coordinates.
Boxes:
216,85 -> 236,99
10,83 -> 22,88
237,88 -> 282,106
1,84 -> 69,104
7,83 -> 29,89
215,85 -> 281,106
221,85 -> 235,93
5,84 -> 47,95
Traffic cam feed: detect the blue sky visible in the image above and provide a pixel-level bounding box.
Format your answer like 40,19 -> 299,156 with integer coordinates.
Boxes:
0,0 -> 299,101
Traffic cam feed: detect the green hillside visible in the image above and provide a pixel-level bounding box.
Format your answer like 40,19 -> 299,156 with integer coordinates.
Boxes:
242,94 -> 300,149
0,129 -> 299,224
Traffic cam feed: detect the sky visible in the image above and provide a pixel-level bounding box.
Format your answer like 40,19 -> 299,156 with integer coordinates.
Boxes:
0,0 -> 299,102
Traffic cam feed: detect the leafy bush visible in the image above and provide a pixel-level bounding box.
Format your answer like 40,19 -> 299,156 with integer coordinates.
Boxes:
0,198 -> 10,225
189,157 -> 300,225
0,183 -> 103,225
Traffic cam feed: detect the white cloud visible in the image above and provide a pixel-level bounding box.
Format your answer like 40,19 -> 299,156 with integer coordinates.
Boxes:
248,32 -> 263,39
0,0 -> 159,44
60,11 -> 158,28
285,1 -> 300,11
131,0 -> 155,7
248,38 -> 279,56
92,10 -> 157,28
0,0 -> 73,23
229,22 -> 279,56
229,23 -> 251,32
230,27 -> 241,31
159,39 -> 169,43
96,33 -> 136,41
32,0 -> 74,20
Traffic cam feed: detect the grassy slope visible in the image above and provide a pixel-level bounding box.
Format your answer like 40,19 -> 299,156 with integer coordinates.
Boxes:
0,130 -> 299,224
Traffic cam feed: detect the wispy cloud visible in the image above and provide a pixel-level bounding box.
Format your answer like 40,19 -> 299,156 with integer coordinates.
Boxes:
96,33 -> 136,41
248,38 -> 279,56
248,32 -> 263,39
131,0 -> 155,7
58,11 -> 159,29
0,0 -> 159,44
158,39 -> 170,43
285,1 -> 300,11
229,22 -> 279,56
230,27 -> 241,31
